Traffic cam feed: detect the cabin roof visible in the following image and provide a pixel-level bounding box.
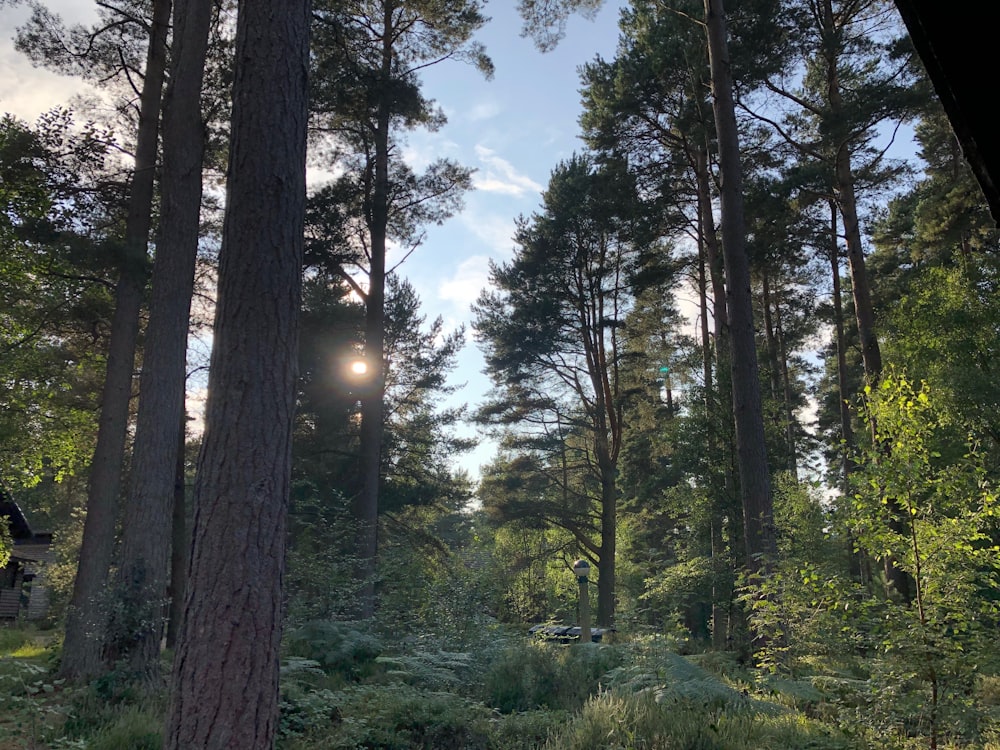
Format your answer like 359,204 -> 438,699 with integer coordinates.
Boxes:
1,486 -> 52,545
894,0 -> 1000,224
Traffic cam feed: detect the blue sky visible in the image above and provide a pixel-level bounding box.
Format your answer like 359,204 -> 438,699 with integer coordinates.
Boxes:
393,3 -> 629,477
0,1 -> 629,479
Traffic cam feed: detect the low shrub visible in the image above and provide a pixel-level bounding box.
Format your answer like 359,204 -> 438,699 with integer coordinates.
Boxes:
283,620 -> 384,682
482,640 -> 623,713
280,683 -> 493,749
486,708 -> 569,750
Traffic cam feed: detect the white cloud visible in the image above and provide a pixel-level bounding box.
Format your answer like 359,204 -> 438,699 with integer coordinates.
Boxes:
472,145 -> 544,197
401,137 -> 460,172
0,49 -> 97,122
306,163 -> 346,188
460,210 -> 518,257
438,255 -> 494,309
468,100 -> 501,122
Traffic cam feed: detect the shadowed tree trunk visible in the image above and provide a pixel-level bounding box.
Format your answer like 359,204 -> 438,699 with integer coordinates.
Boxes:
166,415 -> 188,650
819,0 -> 910,601
704,0 -> 777,576
163,0 -> 309,745
59,0 -> 171,683
829,200 -> 855,486
353,45 -> 390,615
111,0 -> 214,678
109,0 -> 212,677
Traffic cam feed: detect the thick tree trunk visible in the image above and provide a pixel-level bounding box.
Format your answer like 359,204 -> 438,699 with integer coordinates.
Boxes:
59,0 -> 171,683
112,0 -> 213,677
704,0 -> 777,573
163,0 -> 308,745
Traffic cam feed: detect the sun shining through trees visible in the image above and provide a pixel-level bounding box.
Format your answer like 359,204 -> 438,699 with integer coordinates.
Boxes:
4,0 -> 1000,747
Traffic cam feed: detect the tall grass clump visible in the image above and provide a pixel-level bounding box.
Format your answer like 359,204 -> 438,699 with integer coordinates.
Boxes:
84,704 -> 162,750
548,690 -> 861,750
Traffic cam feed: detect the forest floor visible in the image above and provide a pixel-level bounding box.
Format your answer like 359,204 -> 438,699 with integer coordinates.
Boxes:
2,619 -> 999,749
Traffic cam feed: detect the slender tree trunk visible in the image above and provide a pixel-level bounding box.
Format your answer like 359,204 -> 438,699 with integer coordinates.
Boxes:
830,202 -> 867,584
775,300 -> 798,478
829,201 -> 855,486
704,0 -> 777,575
700,227 -> 727,648
696,143 -> 733,649
694,145 -> 728,343
164,0 -> 309,745
820,0 -> 910,600
698,235 -> 713,397
59,0 -> 171,683
352,1 -> 396,620
597,464 -> 616,627
761,273 -> 782,402
836,151 -> 882,380
820,0 -> 881,383
112,0 -> 213,677
166,415 -> 187,650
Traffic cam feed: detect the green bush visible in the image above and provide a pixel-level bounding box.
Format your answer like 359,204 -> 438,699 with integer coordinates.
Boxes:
604,646 -> 752,710
280,683 -> 493,749
482,640 -> 622,713
284,620 -> 383,681
375,649 -> 475,691
278,684 -> 340,742
486,708 -> 569,750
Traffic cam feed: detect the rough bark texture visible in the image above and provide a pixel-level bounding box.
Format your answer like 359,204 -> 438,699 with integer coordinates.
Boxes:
163,0 -> 309,745
59,0 -> 171,683
704,0 -> 777,571
112,0 -> 213,677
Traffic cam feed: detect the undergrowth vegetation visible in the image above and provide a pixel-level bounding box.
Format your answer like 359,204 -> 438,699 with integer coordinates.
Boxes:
3,619 -> 1000,749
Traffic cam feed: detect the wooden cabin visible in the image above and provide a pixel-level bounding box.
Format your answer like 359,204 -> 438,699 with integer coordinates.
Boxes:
0,491 -> 53,621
